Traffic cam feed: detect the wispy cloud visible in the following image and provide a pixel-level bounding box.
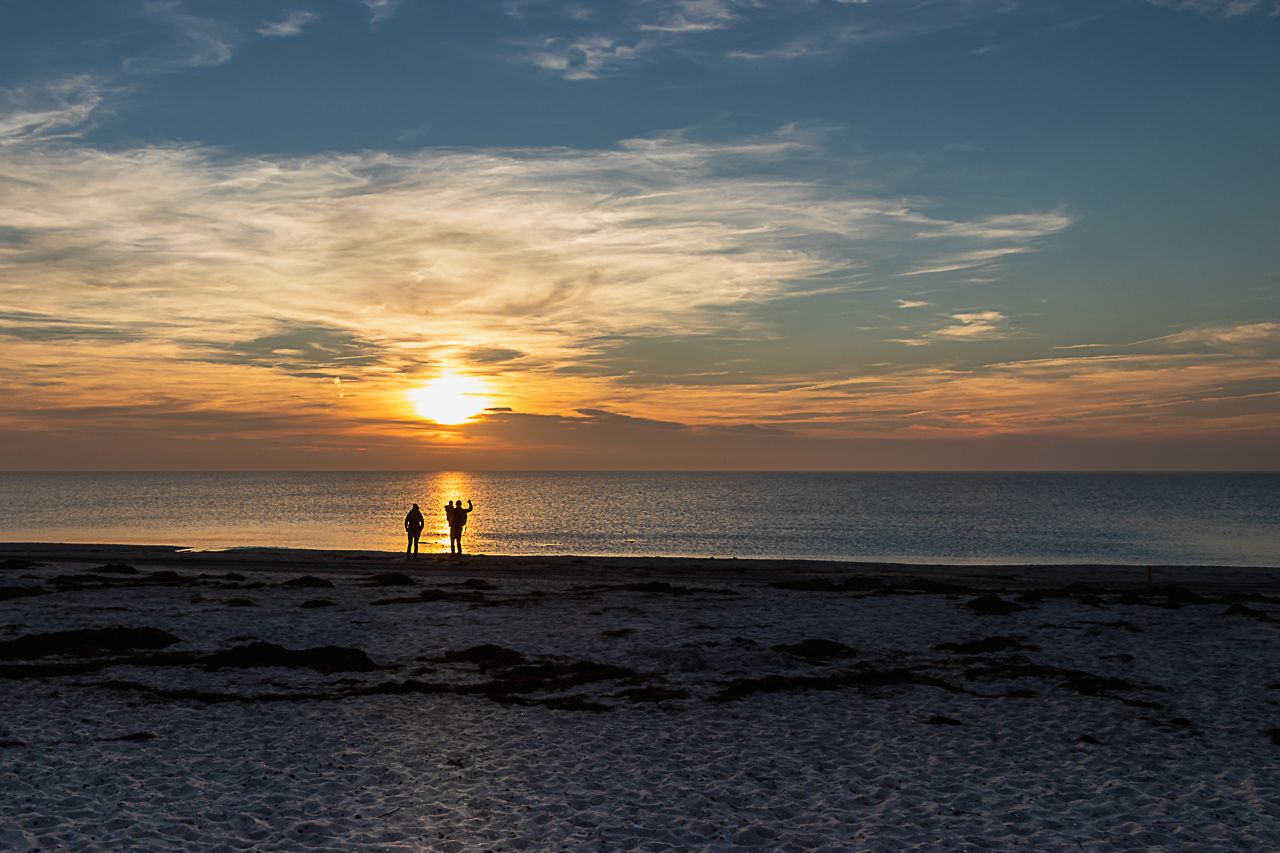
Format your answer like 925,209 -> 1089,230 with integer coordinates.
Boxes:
258,11 -> 323,37
0,78 -> 105,142
500,0 -> 1275,80
636,0 -> 746,32
519,34 -> 648,79
0,104 -> 1076,441
1165,322 -> 1280,356
498,1 -> 1147,79
363,0 -> 406,25
797,352 -> 1280,437
888,310 -> 1013,345
931,310 -> 1009,340
501,0 -> 1028,78
124,1 -> 241,72
1142,0 -> 1280,16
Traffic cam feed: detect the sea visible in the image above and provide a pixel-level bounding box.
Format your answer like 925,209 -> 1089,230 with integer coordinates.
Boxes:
0,471 -> 1277,567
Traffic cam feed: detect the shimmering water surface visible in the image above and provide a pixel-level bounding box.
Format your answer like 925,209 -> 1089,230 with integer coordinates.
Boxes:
1,472 -> 1277,566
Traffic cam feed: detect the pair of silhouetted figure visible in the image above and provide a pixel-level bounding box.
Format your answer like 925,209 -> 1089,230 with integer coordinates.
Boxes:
444,500 -> 473,554
403,499 -> 474,556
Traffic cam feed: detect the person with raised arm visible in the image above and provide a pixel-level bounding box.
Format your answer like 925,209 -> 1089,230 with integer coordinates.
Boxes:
445,499 -> 474,555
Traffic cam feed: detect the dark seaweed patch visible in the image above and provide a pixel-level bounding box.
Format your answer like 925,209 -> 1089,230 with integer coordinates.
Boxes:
1016,583 -> 1107,604
965,594 -> 1026,616
371,588 -> 487,605
710,669 -> 967,703
0,558 -> 42,571
1161,585 -> 1209,606
962,661 -> 1165,702
438,644 -> 528,670
0,627 -> 181,660
1074,620 -> 1145,633
495,661 -> 641,693
200,642 -> 377,673
282,575 -> 334,589
623,582 -> 736,596
1222,592 -> 1280,606
770,639 -> 858,661
0,586 -> 45,601
93,563 -> 139,575
902,579 -> 977,595
615,685 -> 689,703
1223,603 -> 1275,622
93,679 -> 318,705
47,571 -> 194,590
364,573 -> 416,587
934,636 -> 1032,655
767,577 -> 882,592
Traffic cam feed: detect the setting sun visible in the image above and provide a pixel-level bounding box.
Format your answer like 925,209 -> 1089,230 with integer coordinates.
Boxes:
407,376 -> 493,425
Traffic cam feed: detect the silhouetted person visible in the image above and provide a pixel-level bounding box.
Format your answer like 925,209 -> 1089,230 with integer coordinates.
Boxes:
446,499 -> 473,554
404,503 -> 425,558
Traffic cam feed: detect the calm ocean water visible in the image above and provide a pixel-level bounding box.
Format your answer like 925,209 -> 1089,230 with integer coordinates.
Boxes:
0,472 -> 1277,567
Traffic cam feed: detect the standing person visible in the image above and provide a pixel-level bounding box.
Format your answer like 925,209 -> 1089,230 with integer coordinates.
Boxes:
443,501 -> 456,550
446,499 -> 473,555
404,503 -> 425,558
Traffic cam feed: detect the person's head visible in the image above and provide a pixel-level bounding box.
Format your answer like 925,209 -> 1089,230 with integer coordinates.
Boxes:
411,503 -> 419,509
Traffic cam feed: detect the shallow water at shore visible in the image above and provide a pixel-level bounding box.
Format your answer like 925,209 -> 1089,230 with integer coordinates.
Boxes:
2,471 -> 1278,566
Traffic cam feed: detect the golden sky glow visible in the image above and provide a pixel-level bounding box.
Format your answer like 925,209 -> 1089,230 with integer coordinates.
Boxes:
1,3 -> 1278,471
0,116 -> 1275,469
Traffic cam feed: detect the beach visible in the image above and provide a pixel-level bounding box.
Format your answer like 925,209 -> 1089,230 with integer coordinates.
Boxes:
2,544 -> 1278,852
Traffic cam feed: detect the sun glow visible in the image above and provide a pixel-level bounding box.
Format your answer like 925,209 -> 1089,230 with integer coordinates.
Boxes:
407,376 -> 493,425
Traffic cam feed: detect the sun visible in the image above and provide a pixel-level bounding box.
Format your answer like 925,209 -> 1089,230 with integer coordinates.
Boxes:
407,376 -> 493,425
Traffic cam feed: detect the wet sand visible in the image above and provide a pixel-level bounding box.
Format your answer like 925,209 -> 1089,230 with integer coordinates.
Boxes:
2,543 -> 1278,851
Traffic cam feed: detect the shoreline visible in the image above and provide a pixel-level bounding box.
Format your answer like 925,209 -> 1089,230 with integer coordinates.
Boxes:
3,540 -> 1279,593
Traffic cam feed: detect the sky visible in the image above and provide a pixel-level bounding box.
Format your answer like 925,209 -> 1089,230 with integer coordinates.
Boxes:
1,0 -> 1278,471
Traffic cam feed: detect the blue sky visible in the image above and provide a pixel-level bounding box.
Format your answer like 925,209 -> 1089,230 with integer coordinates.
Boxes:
1,0 -> 1278,470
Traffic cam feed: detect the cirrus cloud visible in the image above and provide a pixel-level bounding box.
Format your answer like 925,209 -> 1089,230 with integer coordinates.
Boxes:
0,98 -> 1068,377
258,11 -> 324,37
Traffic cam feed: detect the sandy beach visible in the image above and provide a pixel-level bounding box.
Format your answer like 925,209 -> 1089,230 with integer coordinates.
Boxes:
2,543 -> 1278,852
